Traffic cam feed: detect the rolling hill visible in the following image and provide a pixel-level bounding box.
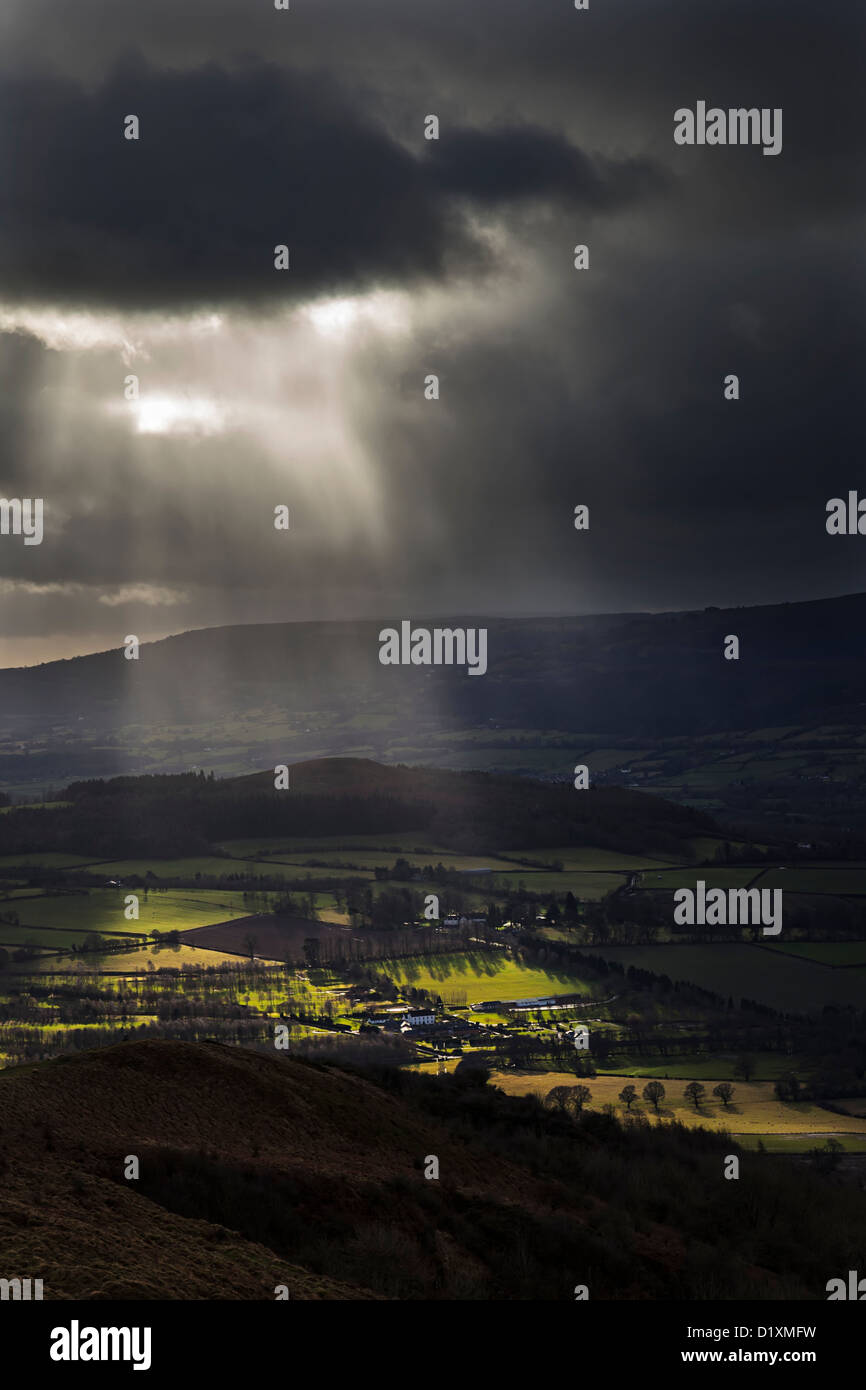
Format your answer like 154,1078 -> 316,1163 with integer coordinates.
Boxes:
2,593 -> 866,741
0,757 -> 716,860
2,592 -> 866,830
2,1038 -> 865,1300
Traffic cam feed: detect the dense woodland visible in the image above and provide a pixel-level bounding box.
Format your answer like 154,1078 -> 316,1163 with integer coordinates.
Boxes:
0,763 -> 716,859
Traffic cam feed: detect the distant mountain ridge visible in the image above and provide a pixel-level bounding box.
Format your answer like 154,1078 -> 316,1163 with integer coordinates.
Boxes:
3,590 -> 865,729
1,592 -> 865,801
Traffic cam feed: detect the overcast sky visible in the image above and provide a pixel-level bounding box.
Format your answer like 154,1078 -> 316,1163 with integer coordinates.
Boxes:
0,0 -> 863,666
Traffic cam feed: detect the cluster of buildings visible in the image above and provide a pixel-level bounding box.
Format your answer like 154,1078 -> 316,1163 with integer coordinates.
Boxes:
442,914 -> 488,930
364,1006 -> 488,1041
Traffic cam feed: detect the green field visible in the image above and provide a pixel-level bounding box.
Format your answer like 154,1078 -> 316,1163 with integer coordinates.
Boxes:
593,943 -> 866,1013
492,871 -> 627,898
0,1015 -> 159,1034
216,833 -> 454,856
504,846 -> 679,870
636,867 -> 764,891
759,867 -> 866,895
3,943 -> 244,973
599,1053 -> 814,1081
375,950 -> 595,1006
73,854 -> 377,884
6,889 -> 253,941
255,850 -> 512,871
765,940 -> 866,967
92,856 -> 302,880
0,853 -> 107,869
0,924 -> 88,949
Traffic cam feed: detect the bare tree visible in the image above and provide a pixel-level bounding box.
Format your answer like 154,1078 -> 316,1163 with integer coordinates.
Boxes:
684,1081 -> 706,1110
569,1084 -> 592,1116
618,1083 -> 638,1111
643,1080 -> 665,1114
545,1085 -> 573,1112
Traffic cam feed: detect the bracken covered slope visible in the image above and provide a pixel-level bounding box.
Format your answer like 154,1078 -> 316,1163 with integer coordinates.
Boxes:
1,1039 -> 864,1300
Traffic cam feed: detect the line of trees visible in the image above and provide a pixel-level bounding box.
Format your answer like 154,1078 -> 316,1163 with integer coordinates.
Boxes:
545,1079 -> 738,1118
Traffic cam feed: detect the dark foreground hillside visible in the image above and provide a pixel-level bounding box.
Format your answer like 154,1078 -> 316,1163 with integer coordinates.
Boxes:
0,1040 -> 864,1300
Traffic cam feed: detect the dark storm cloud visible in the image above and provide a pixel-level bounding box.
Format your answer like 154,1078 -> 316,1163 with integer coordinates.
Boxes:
0,58 -> 666,312
427,126 -> 668,210
3,0 -> 862,227
0,0 -> 862,663
346,217 -> 866,615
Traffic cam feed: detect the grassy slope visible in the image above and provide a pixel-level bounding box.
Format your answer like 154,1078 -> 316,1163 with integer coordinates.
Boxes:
6,889 -> 253,941
375,950 -> 596,1004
